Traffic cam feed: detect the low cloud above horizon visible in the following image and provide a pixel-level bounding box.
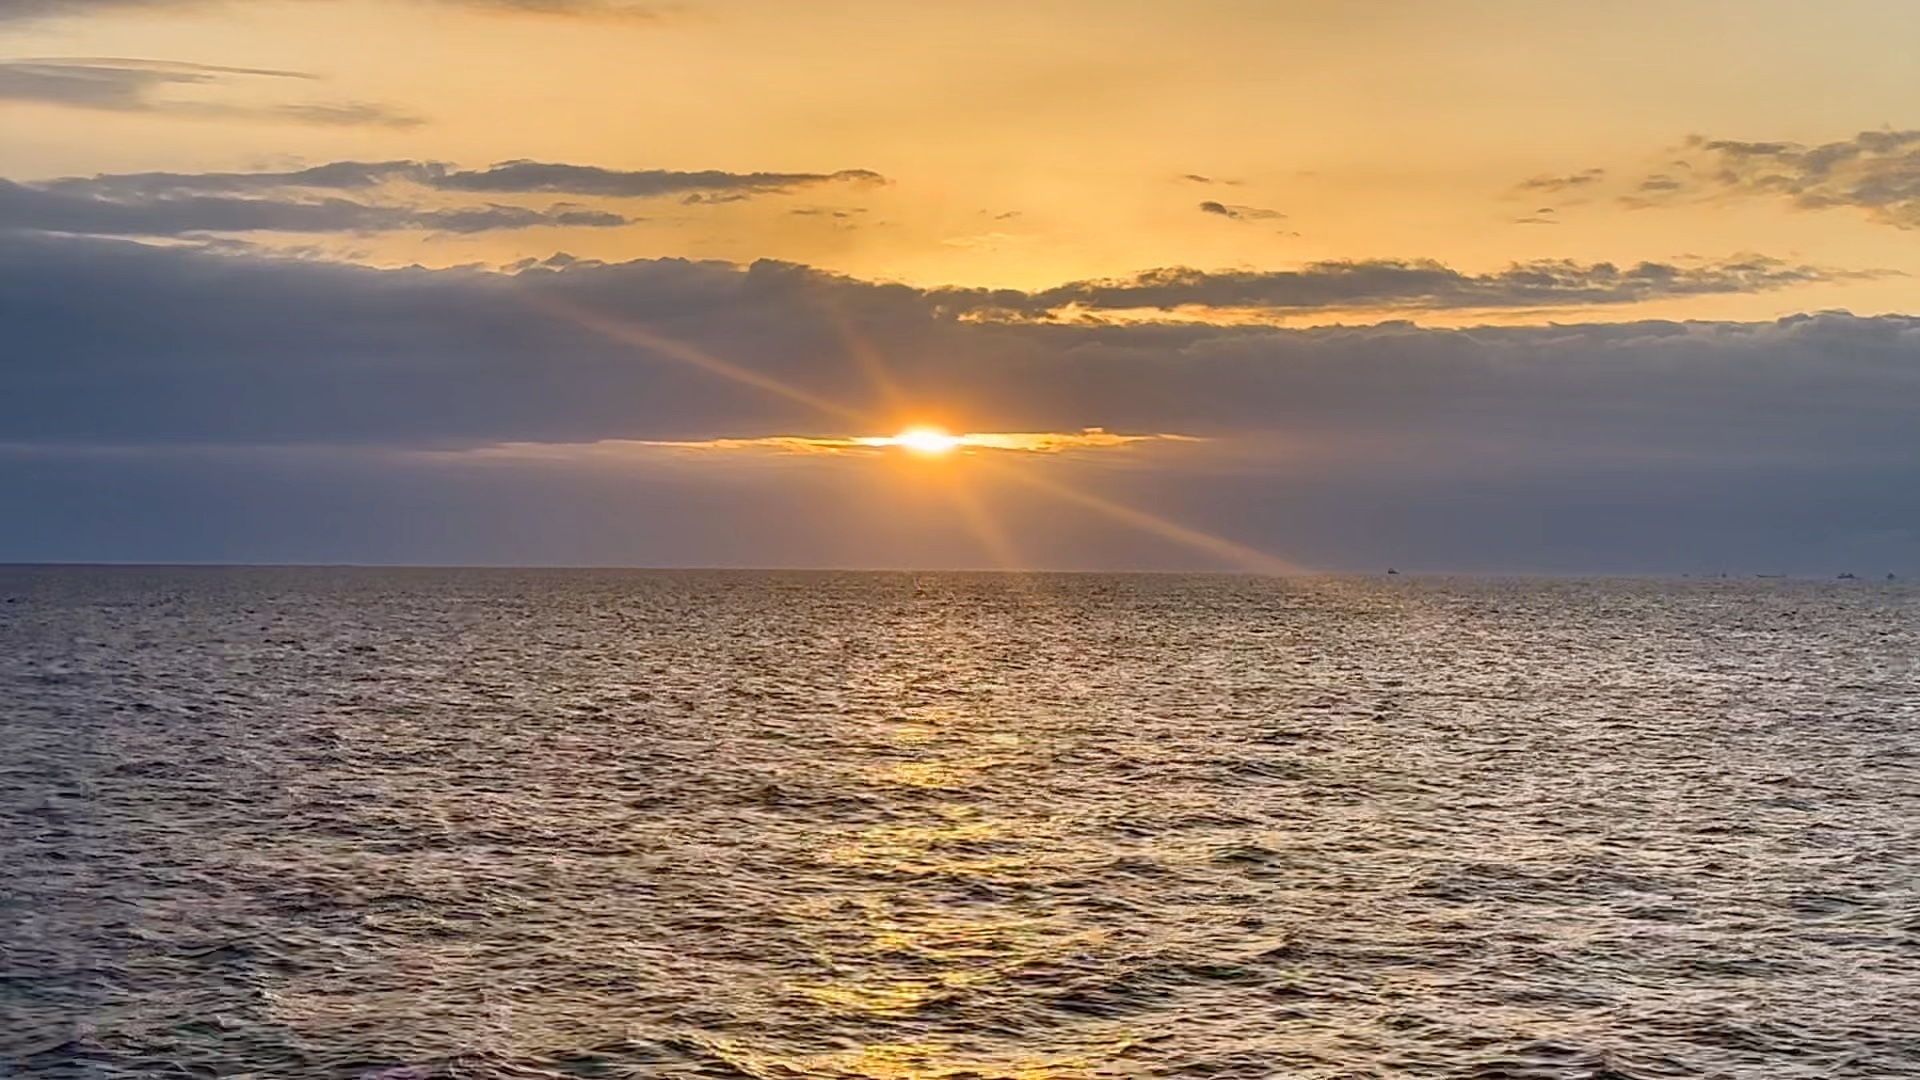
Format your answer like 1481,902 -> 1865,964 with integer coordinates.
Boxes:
2,233 -> 1916,573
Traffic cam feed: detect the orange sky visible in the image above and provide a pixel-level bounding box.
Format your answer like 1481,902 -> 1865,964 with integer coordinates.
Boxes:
6,0 -> 1920,323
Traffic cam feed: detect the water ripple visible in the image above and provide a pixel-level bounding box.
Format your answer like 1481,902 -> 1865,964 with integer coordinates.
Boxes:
2,568 -> 1917,1078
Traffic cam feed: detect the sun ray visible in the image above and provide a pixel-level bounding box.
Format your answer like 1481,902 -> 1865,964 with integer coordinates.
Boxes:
525,293 -> 869,424
976,455 -> 1302,576
820,300 -> 914,418
938,469 -> 1028,573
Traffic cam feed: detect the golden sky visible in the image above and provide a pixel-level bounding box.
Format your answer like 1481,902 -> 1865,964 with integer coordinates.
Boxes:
7,0 -> 1920,323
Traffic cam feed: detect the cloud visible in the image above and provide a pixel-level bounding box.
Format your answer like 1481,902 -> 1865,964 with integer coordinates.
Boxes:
1,234 -> 1917,570
450,0 -> 671,13
0,158 -> 885,237
34,160 -> 885,202
0,58 -> 309,109
270,102 -> 425,128
1634,129 -> 1920,228
0,179 -> 631,235
0,0 -> 675,22
926,256 -> 1876,318
0,58 -> 422,126
1,233 -> 1913,452
0,0 -> 155,20
1198,200 -> 1285,221
1515,168 -> 1606,194
435,161 -> 886,198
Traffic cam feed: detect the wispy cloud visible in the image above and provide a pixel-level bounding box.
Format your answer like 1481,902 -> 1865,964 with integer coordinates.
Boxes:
35,160 -> 885,202
434,162 -> 885,198
0,57 -> 422,126
1198,200 -> 1285,222
0,0 -> 677,22
0,158 -> 886,238
0,178 -> 631,235
1624,129 -> 1920,228
1514,168 -> 1607,194
449,0 -> 673,14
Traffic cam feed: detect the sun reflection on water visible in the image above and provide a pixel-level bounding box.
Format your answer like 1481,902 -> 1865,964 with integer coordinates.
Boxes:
767,684 -> 1130,1080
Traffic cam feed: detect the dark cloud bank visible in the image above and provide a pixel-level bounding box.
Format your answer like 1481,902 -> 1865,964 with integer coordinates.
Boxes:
3,234 -> 1916,573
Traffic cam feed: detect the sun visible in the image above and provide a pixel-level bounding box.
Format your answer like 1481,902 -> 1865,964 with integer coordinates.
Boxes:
891,426 -> 962,455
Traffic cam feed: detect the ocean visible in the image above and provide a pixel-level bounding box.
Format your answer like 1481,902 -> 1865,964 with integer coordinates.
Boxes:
3,568 -> 1917,1079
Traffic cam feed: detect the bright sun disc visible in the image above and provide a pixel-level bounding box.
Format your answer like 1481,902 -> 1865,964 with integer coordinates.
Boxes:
892,426 -> 962,455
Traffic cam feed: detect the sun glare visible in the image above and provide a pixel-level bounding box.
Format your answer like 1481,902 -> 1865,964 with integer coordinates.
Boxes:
892,426 -> 962,455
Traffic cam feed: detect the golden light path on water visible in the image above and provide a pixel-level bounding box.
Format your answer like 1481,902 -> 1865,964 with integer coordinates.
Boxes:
763,627 -> 1169,1080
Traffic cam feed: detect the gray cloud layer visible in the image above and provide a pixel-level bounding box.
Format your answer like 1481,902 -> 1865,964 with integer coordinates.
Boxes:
2,234 -> 1916,571
0,58 -> 423,126
0,234 -> 1910,453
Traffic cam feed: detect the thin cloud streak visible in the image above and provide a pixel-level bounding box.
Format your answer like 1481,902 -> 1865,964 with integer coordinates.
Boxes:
0,58 -> 422,126
0,158 -> 887,238
1514,168 -> 1606,194
0,179 -> 631,235
31,160 -> 886,201
0,0 -> 676,22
